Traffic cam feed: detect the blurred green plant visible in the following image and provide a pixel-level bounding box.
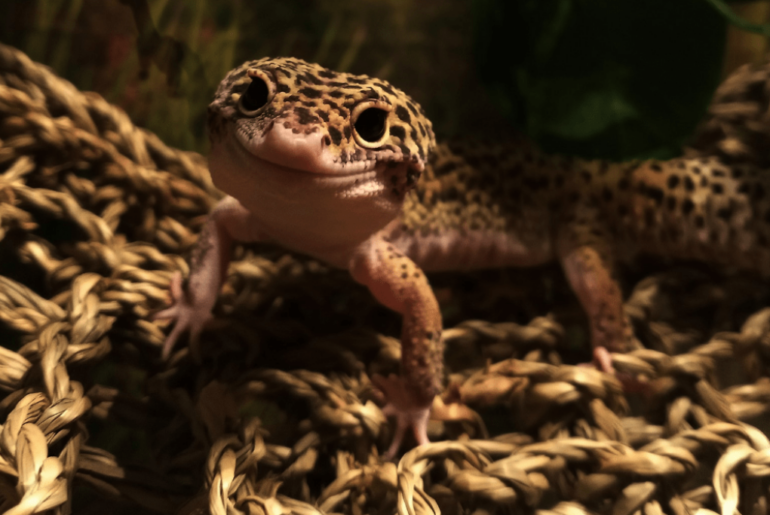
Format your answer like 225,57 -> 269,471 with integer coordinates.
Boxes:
473,0 -> 731,161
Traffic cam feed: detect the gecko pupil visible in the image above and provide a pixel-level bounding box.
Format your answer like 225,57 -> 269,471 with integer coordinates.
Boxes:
354,107 -> 388,143
241,77 -> 269,112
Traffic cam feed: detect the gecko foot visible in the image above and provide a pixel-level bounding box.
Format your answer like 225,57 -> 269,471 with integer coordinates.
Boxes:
590,346 -> 648,393
372,374 -> 432,461
152,271 -> 213,359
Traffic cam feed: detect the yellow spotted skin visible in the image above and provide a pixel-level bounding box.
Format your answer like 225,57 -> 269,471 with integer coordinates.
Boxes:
393,139 -> 770,355
209,57 -> 435,173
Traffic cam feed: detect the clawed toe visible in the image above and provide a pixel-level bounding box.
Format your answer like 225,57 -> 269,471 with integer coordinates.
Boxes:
589,346 -> 649,394
373,374 -> 433,460
152,271 -> 213,359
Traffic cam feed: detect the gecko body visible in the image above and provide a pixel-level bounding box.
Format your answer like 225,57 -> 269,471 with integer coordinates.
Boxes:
156,57 -> 770,458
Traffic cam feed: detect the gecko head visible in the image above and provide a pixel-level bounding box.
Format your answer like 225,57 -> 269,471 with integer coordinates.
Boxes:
207,57 -> 435,205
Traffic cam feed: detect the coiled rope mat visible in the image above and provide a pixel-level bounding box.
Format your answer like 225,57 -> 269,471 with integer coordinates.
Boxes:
2,42 -> 770,515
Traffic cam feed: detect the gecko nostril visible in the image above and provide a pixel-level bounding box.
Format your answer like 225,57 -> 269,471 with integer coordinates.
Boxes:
322,135 -> 331,147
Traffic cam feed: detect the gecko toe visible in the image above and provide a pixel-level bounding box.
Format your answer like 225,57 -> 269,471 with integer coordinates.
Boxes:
373,374 -> 433,460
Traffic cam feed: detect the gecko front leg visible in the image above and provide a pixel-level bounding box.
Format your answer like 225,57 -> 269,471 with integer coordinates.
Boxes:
350,236 -> 443,459
154,195 -> 264,358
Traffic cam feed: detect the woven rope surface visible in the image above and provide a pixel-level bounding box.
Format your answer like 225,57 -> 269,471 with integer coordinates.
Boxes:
2,42 -> 770,515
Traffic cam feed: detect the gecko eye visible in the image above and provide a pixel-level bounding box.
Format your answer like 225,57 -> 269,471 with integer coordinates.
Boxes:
353,106 -> 389,147
239,73 -> 271,114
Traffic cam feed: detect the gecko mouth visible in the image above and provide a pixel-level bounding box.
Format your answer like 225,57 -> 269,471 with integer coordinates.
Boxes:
230,129 -> 385,187
209,130 -> 405,205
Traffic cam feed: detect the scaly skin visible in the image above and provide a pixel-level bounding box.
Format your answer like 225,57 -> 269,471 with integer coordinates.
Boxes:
155,57 -> 769,458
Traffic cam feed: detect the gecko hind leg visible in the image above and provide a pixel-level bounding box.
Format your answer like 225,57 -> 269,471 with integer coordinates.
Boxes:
558,236 -> 648,391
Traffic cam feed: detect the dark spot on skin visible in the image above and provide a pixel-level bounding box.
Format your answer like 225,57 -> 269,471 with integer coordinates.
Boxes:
677,161 -> 686,169
712,169 -> 726,178
759,233 -> 769,246
343,126 -> 352,140
406,101 -> 419,116
682,198 -> 695,215
414,272 -> 420,278
276,83 -> 290,93
295,107 -> 319,125
693,167 -> 701,175
710,230 -> 719,244
317,110 -> 329,122
602,187 -> 613,202
667,175 -> 680,189
376,81 -> 395,95
711,183 -> 724,194
301,73 -> 323,85
732,168 -> 744,179
700,176 -> 709,187
695,215 -> 705,228
644,207 -> 656,226
285,95 -> 300,103
395,105 -> 411,123
328,126 -> 342,146
738,182 -> 751,195
580,171 -> 592,183
753,183 -> 765,201
646,186 -> 664,205
390,125 -> 406,140
418,123 -> 426,138
684,176 -> 695,191
318,69 -> 338,79
302,100 -> 316,107
401,273 -> 408,279
717,206 -> 733,220
523,176 -> 549,190
363,88 -> 380,101
328,91 -> 344,98
618,177 -> 630,190
299,87 -> 322,99
666,197 -> 677,211
650,163 -> 662,172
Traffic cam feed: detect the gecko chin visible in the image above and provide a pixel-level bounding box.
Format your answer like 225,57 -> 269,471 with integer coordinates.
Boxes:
208,126 -> 410,264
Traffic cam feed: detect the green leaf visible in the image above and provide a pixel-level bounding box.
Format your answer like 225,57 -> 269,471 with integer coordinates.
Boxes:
473,0 -> 727,161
